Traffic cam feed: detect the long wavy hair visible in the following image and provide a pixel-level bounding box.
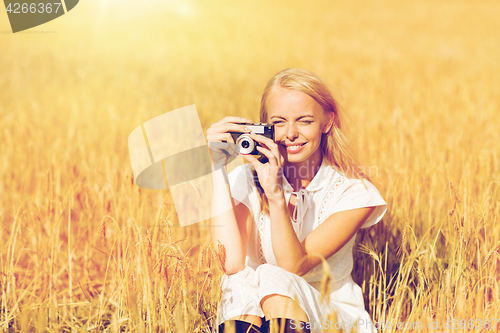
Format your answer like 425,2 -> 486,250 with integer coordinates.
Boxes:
254,68 -> 368,216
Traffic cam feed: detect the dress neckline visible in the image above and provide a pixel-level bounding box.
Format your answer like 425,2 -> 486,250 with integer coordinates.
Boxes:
282,157 -> 330,194
280,157 -> 331,238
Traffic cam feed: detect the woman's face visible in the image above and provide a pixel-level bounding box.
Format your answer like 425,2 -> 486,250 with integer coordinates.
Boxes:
265,87 -> 333,166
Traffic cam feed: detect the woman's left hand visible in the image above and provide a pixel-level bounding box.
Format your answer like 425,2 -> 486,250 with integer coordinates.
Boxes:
240,132 -> 285,201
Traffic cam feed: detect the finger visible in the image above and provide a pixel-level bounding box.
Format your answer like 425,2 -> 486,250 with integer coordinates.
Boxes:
227,142 -> 238,156
212,116 -> 253,127
208,133 -> 239,158
250,133 -> 281,161
256,146 -> 278,166
207,132 -> 235,144
241,153 -> 261,170
248,132 -> 276,147
213,122 -> 253,135
224,116 -> 253,124
208,141 -> 238,154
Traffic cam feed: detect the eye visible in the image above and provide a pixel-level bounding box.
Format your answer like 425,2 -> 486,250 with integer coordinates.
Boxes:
299,120 -> 313,124
272,121 -> 285,125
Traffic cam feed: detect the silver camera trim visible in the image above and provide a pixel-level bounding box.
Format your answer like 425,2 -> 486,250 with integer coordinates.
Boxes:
236,134 -> 256,154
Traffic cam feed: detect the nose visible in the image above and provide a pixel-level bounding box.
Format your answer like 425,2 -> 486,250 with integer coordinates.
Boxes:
286,122 -> 299,141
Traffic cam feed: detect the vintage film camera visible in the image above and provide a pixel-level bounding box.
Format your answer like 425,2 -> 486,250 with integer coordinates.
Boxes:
230,123 -> 275,155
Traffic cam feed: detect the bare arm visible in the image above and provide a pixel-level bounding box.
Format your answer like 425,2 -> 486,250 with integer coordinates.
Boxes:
207,116 -> 253,275
267,191 -> 376,276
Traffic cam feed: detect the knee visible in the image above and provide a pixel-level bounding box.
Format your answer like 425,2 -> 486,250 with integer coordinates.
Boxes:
260,293 -> 292,310
259,294 -> 310,323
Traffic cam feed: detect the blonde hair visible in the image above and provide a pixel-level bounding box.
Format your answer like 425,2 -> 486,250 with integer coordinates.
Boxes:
254,68 -> 368,215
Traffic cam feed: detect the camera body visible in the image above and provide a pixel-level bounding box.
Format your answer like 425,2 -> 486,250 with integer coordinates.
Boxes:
230,123 -> 274,155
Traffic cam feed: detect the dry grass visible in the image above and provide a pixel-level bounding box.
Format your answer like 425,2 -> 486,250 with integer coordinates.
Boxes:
1,0 -> 499,331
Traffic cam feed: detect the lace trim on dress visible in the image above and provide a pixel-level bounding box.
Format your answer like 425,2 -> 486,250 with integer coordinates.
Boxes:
258,211 -> 267,264
318,175 -> 345,223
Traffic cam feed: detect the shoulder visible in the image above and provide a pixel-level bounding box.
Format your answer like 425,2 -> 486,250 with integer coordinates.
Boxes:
337,173 -> 382,197
320,168 -> 387,228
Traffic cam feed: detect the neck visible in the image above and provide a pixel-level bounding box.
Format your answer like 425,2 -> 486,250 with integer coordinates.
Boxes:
283,150 -> 323,191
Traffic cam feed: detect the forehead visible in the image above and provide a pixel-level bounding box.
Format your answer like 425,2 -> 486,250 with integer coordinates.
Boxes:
265,88 -> 323,119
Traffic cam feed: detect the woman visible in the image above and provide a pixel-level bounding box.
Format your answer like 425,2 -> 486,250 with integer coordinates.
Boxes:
207,68 -> 387,333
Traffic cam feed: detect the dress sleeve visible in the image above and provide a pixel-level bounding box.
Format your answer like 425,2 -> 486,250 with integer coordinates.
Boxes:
328,177 -> 387,228
227,164 -> 254,215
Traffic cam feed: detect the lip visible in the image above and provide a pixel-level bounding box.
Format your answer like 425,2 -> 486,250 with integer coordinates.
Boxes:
281,142 -> 306,147
281,142 -> 306,153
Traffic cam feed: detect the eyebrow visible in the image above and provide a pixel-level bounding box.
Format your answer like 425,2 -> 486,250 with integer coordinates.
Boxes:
270,115 -> 315,120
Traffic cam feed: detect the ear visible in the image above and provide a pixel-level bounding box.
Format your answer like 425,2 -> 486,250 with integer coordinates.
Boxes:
322,112 -> 335,134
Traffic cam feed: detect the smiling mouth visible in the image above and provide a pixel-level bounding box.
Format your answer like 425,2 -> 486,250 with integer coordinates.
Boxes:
281,143 -> 306,148
281,143 -> 307,153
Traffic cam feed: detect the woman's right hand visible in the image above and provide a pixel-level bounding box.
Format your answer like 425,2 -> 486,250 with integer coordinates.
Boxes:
206,116 -> 253,169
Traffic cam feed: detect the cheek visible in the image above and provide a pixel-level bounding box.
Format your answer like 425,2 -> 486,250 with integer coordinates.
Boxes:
273,127 -> 286,140
302,127 -> 323,141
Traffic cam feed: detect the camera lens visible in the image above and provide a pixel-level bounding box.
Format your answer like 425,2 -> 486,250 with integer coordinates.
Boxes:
236,134 -> 255,154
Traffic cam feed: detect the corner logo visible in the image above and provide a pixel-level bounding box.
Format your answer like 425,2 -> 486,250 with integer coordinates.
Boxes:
128,105 -> 245,227
4,0 -> 79,33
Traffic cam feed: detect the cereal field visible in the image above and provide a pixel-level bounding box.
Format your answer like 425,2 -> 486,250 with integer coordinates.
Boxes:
0,0 -> 499,331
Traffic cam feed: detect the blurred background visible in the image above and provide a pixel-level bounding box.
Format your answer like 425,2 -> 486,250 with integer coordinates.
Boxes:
1,0 -> 499,331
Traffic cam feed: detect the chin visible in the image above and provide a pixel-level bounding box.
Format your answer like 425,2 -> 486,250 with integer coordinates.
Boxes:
282,147 -> 321,166
283,153 -> 310,164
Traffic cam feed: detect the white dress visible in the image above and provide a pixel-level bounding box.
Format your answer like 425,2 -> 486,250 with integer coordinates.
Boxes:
217,157 -> 387,333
